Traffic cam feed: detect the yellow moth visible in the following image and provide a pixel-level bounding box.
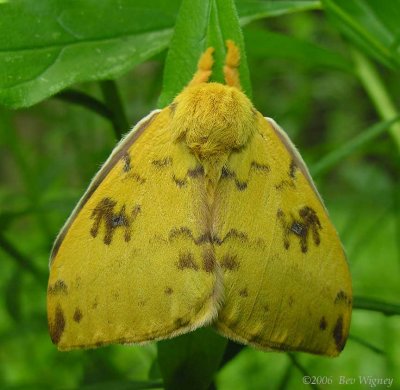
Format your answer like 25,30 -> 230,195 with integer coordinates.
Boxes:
48,41 -> 352,356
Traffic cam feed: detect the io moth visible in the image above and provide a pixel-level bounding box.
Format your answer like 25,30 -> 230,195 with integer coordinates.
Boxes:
48,41 -> 352,356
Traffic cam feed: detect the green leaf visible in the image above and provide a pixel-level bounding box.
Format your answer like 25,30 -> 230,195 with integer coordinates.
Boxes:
0,0 -> 322,109
158,0 -> 251,107
244,28 -> 353,73
157,327 -> 228,390
322,0 -> 400,69
236,0 -> 322,25
0,0 -> 180,108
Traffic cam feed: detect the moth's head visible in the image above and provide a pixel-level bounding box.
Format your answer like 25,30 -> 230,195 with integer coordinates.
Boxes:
168,41 -> 257,157
169,82 -> 256,156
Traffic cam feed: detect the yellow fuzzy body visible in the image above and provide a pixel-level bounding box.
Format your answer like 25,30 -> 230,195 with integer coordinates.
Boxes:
48,41 -> 351,356
170,83 -> 255,157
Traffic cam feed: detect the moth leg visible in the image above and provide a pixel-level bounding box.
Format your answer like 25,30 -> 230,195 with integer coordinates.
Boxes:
224,40 -> 241,89
188,47 -> 215,86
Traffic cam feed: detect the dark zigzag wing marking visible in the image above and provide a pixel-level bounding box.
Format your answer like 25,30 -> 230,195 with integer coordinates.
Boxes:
221,161 -> 270,191
152,160 -> 205,187
168,227 -> 264,247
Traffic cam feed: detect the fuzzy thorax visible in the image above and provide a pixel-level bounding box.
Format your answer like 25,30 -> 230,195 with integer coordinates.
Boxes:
169,82 -> 256,158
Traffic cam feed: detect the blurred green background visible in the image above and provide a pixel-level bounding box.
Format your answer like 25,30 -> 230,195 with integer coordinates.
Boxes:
0,1 -> 399,389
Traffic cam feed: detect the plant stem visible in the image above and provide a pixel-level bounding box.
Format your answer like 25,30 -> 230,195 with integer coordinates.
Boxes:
351,48 -> 400,152
353,296 -> 400,316
0,233 -> 45,282
55,89 -> 113,122
312,116 -> 400,177
277,361 -> 294,390
288,354 -> 320,390
348,334 -> 384,355
100,80 -> 129,140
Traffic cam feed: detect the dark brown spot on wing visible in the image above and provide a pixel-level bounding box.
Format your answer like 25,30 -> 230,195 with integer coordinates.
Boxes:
196,232 -> 212,245
251,161 -> 270,173
220,166 -> 247,190
152,157 -> 172,167
73,308 -> 83,323
275,179 -> 295,191
225,229 -> 248,242
164,287 -> 174,295
267,117 -> 321,200
188,165 -> 205,178
221,162 -> 270,191
239,288 -> 248,297
214,229 -> 248,245
177,252 -> 199,271
236,181 -> 247,190
333,315 -> 345,351
169,226 -> 194,241
221,166 -> 234,179
277,206 -> 321,253
334,290 -> 351,306
220,254 -> 239,271
169,227 -> 212,245
319,316 -> 327,330
299,206 -> 322,249
202,249 -> 216,273
90,198 -> 141,245
173,175 -> 187,188
234,178 -> 247,191
335,290 -> 347,303
275,159 -> 299,190
122,152 -> 131,172
290,221 -> 306,237
48,280 -> 68,295
153,160 -> 203,185
125,172 -> 146,184
49,304 -> 65,344
277,209 -> 291,250
50,112 -> 158,264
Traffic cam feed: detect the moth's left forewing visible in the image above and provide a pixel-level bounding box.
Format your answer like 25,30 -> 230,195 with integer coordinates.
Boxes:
48,108 -> 220,350
214,113 -> 352,357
